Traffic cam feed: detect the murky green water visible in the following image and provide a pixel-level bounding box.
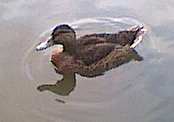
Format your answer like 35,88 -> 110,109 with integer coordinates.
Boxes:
0,0 -> 174,122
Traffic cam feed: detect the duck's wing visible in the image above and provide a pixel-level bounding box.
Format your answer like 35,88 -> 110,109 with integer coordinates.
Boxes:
77,26 -> 143,46
77,34 -> 112,46
76,41 -> 117,65
77,32 -> 134,47
77,45 -> 143,77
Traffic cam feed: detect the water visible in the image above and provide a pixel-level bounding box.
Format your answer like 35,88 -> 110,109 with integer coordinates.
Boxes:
1,0 -> 174,122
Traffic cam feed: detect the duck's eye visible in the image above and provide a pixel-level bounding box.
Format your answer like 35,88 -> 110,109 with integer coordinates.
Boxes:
52,33 -> 59,39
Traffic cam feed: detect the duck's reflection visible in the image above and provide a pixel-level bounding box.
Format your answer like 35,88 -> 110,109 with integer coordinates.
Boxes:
37,73 -> 76,96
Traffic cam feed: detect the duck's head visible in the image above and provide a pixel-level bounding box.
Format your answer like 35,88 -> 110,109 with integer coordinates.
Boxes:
36,24 -> 76,52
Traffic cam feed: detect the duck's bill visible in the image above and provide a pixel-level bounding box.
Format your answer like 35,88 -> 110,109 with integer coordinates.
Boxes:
130,26 -> 148,48
36,37 -> 53,51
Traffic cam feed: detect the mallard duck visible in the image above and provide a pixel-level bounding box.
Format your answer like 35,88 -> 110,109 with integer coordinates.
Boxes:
36,24 -> 146,96
36,24 -> 146,77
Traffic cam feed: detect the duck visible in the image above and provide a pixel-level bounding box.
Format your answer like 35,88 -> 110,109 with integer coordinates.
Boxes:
36,24 -> 146,77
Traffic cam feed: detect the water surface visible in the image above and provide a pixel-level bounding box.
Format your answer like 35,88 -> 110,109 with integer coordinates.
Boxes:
1,0 -> 174,122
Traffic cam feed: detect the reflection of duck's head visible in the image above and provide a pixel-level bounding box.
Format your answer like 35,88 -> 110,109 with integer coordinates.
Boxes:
37,73 -> 76,96
36,24 -> 76,53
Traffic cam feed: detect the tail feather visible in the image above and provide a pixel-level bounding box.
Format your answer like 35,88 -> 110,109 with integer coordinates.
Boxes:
129,25 -> 147,48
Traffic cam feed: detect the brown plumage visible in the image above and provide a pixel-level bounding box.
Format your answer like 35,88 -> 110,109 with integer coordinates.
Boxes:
51,45 -> 142,77
36,24 -> 145,77
36,24 -> 146,96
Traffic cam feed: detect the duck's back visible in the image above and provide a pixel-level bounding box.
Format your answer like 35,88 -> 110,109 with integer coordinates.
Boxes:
77,30 -> 137,47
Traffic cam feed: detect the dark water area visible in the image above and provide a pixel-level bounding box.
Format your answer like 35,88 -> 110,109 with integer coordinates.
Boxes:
0,0 -> 174,122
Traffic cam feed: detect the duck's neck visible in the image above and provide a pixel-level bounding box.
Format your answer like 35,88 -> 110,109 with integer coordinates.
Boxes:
63,41 -> 77,55
60,33 -> 77,55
